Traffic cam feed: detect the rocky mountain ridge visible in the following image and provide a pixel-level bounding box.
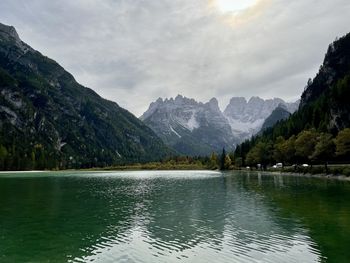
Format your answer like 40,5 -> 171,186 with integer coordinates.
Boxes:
299,33 -> 350,132
223,97 -> 299,141
140,95 -> 236,156
0,22 -> 171,170
234,32 -> 350,165
141,95 -> 299,155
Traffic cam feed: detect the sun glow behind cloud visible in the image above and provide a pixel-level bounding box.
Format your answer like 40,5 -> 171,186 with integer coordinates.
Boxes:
211,0 -> 268,27
215,0 -> 257,13
1,0 -> 349,116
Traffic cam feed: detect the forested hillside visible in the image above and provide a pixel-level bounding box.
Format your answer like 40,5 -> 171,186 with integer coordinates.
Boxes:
234,33 -> 350,168
0,23 -> 171,170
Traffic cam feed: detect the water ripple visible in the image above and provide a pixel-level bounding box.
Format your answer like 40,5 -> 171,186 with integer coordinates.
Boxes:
1,170 -> 342,262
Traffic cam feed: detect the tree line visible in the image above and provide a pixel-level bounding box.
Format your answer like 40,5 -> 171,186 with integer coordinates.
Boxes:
232,128 -> 350,171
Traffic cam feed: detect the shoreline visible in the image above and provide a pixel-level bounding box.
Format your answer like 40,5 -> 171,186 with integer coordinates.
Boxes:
0,170 -> 47,174
237,169 -> 350,181
1,169 -> 349,181
0,168 -> 211,173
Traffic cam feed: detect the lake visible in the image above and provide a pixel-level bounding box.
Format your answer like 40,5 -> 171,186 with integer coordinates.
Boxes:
0,170 -> 350,263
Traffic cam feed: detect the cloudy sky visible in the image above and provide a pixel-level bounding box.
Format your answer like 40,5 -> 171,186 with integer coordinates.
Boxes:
1,0 -> 350,116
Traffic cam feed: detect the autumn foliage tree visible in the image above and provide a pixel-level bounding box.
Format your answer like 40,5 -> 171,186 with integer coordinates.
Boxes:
295,130 -> 318,164
245,141 -> 272,169
335,128 -> 350,159
311,133 -> 335,172
240,128 -> 350,171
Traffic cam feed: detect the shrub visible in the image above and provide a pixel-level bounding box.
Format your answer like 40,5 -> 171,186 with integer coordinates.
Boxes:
342,167 -> 350,177
310,166 -> 325,175
330,167 -> 342,175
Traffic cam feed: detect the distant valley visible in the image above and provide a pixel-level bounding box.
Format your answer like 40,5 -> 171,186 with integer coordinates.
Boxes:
1,20 -> 348,169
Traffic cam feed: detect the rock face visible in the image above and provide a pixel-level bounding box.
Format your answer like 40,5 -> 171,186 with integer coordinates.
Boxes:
223,97 -> 299,142
300,35 -> 350,108
300,33 -> 350,132
141,95 -> 299,155
0,22 -> 170,170
236,32 -> 350,159
140,95 -> 237,156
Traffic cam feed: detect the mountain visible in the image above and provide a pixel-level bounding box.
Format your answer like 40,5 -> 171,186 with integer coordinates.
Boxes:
0,22 -> 170,170
223,97 -> 299,142
235,32 -> 350,164
140,95 -> 237,156
273,32 -> 350,137
260,104 -> 291,132
141,95 -> 299,156
299,34 -> 350,132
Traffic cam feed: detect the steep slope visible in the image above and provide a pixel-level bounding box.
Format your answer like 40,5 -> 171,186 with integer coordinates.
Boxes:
223,97 -> 299,141
260,104 -> 291,132
0,22 -> 170,170
140,95 -> 236,156
141,95 -> 299,156
299,33 -> 350,132
300,35 -> 350,108
235,32 -> 350,162
274,32 -> 350,137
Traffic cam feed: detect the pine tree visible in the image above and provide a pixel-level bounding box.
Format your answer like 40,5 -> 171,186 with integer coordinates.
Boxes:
0,145 -> 8,170
220,148 -> 226,170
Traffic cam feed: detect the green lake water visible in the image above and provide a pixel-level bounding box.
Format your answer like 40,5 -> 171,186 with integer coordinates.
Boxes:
0,170 -> 350,263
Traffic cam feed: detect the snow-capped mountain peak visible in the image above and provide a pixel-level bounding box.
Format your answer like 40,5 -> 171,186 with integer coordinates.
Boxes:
223,97 -> 299,141
140,95 -> 236,155
140,95 -> 299,155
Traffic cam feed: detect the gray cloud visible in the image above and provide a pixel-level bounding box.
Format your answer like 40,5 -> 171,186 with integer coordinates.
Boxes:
1,0 -> 350,116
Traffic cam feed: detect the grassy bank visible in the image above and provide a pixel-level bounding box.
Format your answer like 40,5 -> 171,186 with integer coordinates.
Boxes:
237,164 -> 350,177
278,165 -> 350,177
85,162 -> 208,171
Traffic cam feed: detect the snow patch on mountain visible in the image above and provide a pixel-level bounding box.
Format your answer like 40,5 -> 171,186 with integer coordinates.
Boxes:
227,117 -> 265,138
141,95 -> 300,155
186,110 -> 200,131
170,126 -> 181,138
140,95 -> 236,155
224,97 -> 299,141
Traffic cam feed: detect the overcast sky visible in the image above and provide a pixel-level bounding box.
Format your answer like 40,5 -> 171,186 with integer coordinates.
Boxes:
1,0 -> 350,116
